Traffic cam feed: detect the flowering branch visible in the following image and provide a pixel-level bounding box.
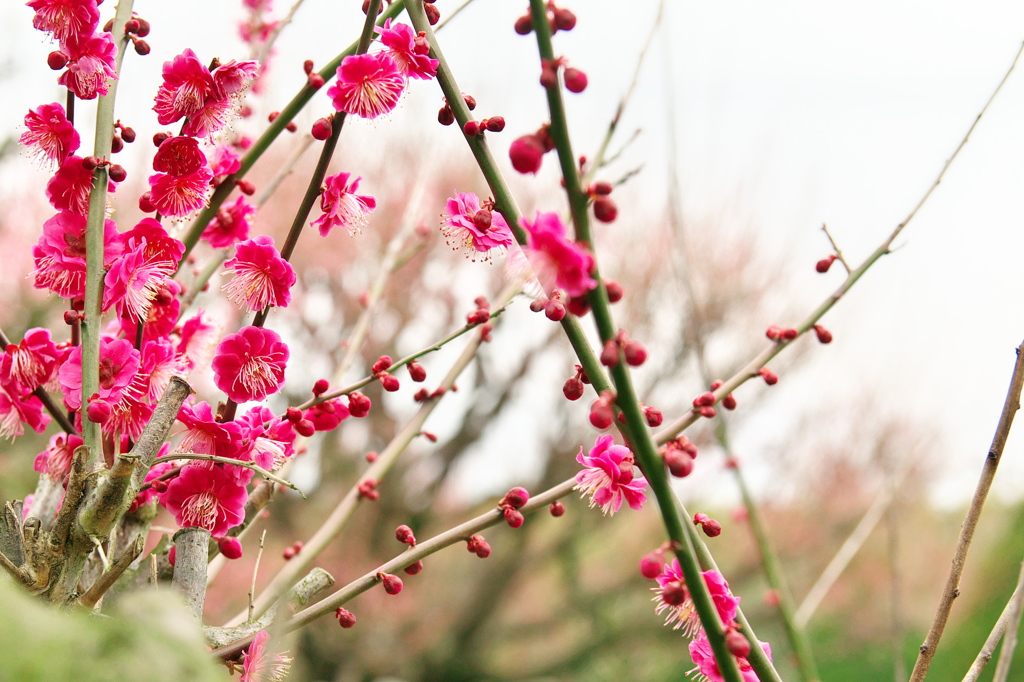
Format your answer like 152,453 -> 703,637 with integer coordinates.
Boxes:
80,0 -> 136,462
910,339 -> 1024,680
168,453 -> 302,496
214,477 -> 579,661
0,327 -> 76,435
178,1 -> 408,259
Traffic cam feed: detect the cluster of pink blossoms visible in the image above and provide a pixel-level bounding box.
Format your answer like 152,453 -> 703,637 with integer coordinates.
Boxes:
650,560 -> 773,682
440,192 -> 516,262
573,434 -> 647,515
27,0 -> 117,100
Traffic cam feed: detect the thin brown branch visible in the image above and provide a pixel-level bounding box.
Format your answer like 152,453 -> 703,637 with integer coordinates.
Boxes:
910,340 -> 1024,680
993,560 -> 1024,681
963,561 -> 1024,682
821,223 -> 852,274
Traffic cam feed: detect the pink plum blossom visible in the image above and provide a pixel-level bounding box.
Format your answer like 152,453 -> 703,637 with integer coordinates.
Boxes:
222,236 -> 296,311
0,385 -> 49,440
34,432 -> 83,481
26,0 -> 100,45
211,326 -> 289,403
154,49 -> 258,138
58,32 -> 118,100
311,172 -> 376,237
119,279 -> 183,344
1,327 -> 60,390
688,634 -> 772,682
375,20 -> 438,80
148,166 -> 213,217
210,143 -> 242,178
57,337 -> 140,411
520,211 -> 597,297
176,309 -> 221,372
46,155 -> 95,216
159,464 -> 247,537
327,52 -> 405,119
440,192 -> 515,262
152,136 -> 207,176
32,210 -> 120,298
240,630 -> 292,682
653,562 -> 741,636
21,102 -> 80,166
574,434 -> 647,515
203,195 -> 257,248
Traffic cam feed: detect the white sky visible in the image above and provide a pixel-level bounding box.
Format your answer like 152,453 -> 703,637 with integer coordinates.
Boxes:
2,1 -> 1024,506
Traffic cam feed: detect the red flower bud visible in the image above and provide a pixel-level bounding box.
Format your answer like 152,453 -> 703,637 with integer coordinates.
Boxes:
722,394 -> 737,410
593,197 -> 617,222
693,392 -> 716,408
643,405 -> 663,427
503,507 -> 525,528
335,608 -> 356,628
348,391 -> 371,417
437,105 -> 455,126
600,339 -> 620,367
509,134 -> 545,174
463,120 -> 481,136
640,552 -> 663,579
765,325 -> 781,341
514,14 -> 533,34
484,116 -> 505,132
816,254 -> 837,273
47,51 -> 68,70
407,361 -> 427,382
663,449 -> 694,478
604,279 -> 623,302
395,525 -> 416,545
780,328 -> 799,341
463,94 -> 477,110
312,379 -> 329,395
622,340 -> 648,367
549,501 -> 565,517
563,67 -> 588,93
217,536 -> 243,560
699,406 -> 716,419
502,487 -> 530,509
424,3 -> 440,24
563,376 -> 584,401
758,367 -> 778,385
725,630 -> 752,658
544,299 -> 566,321
814,324 -> 833,344
553,7 -> 577,30
404,560 -> 424,575
307,73 -> 325,90
661,581 -> 688,606
380,572 -> 404,595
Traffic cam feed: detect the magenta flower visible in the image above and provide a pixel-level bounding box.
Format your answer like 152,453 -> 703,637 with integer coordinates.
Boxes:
440,192 -> 515,262
311,172 -> 376,237
239,406 -> 297,469
159,464 -> 247,537
176,309 -> 221,372
57,337 -> 141,411
574,434 -> 647,515
152,136 -> 207,176
222,236 -> 296,311
653,562 -> 741,636
21,102 -> 80,167
1,328 -> 60,390
688,634 -> 772,682
26,0 -> 100,44
119,279 -> 182,345
0,385 -> 49,440
148,166 -> 213,217
375,20 -> 438,80
58,32 -> 118,100
103,218 -> 184,320
177,400 -> 247,461
154,49 -> 258,138
32,211 -> 120,298
33,432 -> 83,481
520,211 -> 597,297
211,326 -> 289,403
327,52 -> 405,119
210,143 -> 242,178
202,195 -> 257,248
240,630 -> 293,682
46,155 -> 95,216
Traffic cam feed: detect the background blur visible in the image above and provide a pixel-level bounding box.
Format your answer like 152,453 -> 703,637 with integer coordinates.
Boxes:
2,1 -> 1024,680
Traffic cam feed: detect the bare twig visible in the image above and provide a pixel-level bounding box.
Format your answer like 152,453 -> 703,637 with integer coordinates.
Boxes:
993,560 -> 1024,682
963,562 -> 1024,682
910,340 -> 1024,680
821,223 -> 852,274
248,530 -> 267,623
78,535 -> 144,609
168,453 -> 302,496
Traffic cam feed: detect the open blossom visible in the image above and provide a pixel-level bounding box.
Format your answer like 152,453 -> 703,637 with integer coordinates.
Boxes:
57,337 -> 141,411
152,136 -> 207,176
440,192 -> 515,262
148,166 -> 213,217
0,385 -> 49,440
177,309 -> 221,372
222,236 -> 296,311
654,563 -> 741,636
375,20 -> 438,80
239,406 -> 297,470
211,326 -> 289,403
311,172 -> 376,237
46,155 -> 95,216
203,194 -> 256,248
33,211 -> 121,298
58,32 -> 118,100
103,218 -> 184,321
159,464 -> 247,537
688,634 -> 772,682
210,143 -> 242,178
177,401 -> 246,460
1,328 -> 60,390
240,630 -> 293,682
21,102 -> 80,166
120,278 -> 182,344
33,432 -> 83,481
574,434 -> 647,515
520,211 -> 597,297
154,49 -> 258,138
327,52 -> 405,119
26,0 -> 100,44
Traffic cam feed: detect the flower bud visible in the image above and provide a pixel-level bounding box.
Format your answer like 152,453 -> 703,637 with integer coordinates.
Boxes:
549,501 -> 565,517
295,419 -> 315,437
395,524 -> 416,545
484,116 -> 505,132
693,392 -> 716,408
643,405 -> 663,427
816,254 -> 837,273
303,59 -> 315,75
237,179 -> 256,195
380,373 -> 400,392
168,546 -> 176,566
132,39 -> 151,56
134,17 -> 151,37
311,116 -> 333,140
663,449 -> 694,478
217,536 -> 243,560
372,355 -> 393,374
593,197 -> 617,222
758,367 -> 778,385
640,552 -> 663,579
335,608 -> 357,628
47,51 -> 68,70
463,120 -> 481,136
503,507 -> 525,528
725,630 -> 752,658
600,339 -> 620,367
622,340 -> 648,367
424,3 -> 440,24
699,406 -> 716,419
514,14 -> 533,34
404,560 -> 424,575
308,73 -> 324,89
312,379 -> 329,396
563,67 -> 588,93
563,376 -> 584,401
348,391 -> 371,417
437,105 -> 455,125
380,572 -> 404,595
722,394 -> 737,410
765,325 -> 781,341
661,581 -> 688,606
544,299 -> 566,321
86,398 -> 111,425
509,134 -> 545,174
110,135 -> 124,153
780,328 -> 799,341
700,518 -> 722,537
407,361 -> 427,382
814,324 -> 833,344
120,126 -> 136,143
604,279 -> 623,303
502,487 -> 530,509
553,8 -> 577,30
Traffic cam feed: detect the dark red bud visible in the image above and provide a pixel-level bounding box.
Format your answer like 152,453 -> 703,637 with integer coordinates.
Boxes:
693,392 -> 716,408
307,73 -> 325,90
503,507 -> 525,528
722,394 -> 737,410
133,39 -> 150,56
110,135 -> 123,153
380,373 -> 400,392
237,179 -> 256,195
372,355 -> 393,374
644,405 -> 663,427
381,572 -> 404,595
600,339 -> 620,367
604,279 -> 623,303
780,328 -> 799,341
563,67 -> 588,93
348,391 -> 371,417
553,8 -> 577,30
295,419 -> 315,437
424,3 -> 440,24
503,487 -> 529,509
472,209 -> 492,230
124,19 -> 140,34
463,94 -> 477,110
509,134 -> 545,174
765,325 -> 781,340
758,367 -> 778,385
120,126 -> 136,143
814,324 -> 833,344
108,164 -> 127,183
663,449 -> 694,478
437,106 -> 455,126
463,120 -> 481,136
549,501 -> 565,517
699,406 -> 716,419
134,17 -> 151,37
313,379 -> 329,395
217,536 -> 243,559
816,255 -> 837,273
47,51 -> 68,70
484,116 -> 505,132
593,197 -> 617,223
407,361 -> 427,382
700,519 -> 723,537
404,560 -> 424,575
544,299 -> 566,321
395,525 -> 416,545
725,630 -> 752,658
335,608 -> 356,628
514,14 -> 533,34
622,340 -> 647,367
563,377 -> 584,401
640,552 -> 663,579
